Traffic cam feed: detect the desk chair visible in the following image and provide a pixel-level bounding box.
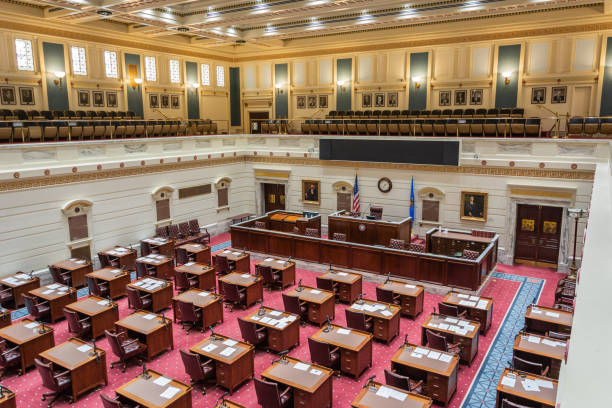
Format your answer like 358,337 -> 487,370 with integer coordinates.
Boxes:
98,253 -> 119,269
376,287 -> 400,305
135,262 -> 155,279
316,276 -> 338,302
175,270 -> 198,293
178,222 -> 195,242
23,294 -> 50,322
0,339 -> 20,378
408,242 -> 425,253
547,331 -> 570,341
87,276 -> 109,298
0,286 -> 13,307
63,309 -> 92,339
257,266 -> 282,291
501,399 -> 537,408
176,299 -> 202,333
384,369 -> 423,394
254,377 -> 292,408
126,286 -> 152,311
49,265 -> 72,286
176,247 -> 191,265
189,219 -> 210,245
254,221 -> 266,229
282,293 -> 307,325
156,226 -> 170,239
512,356 -> 549,377
462,249 -> 480,260
180,349 -> 215,394
214,255 -> 235,276
389,239 -> 406,249
438,302 -> 467,318
369,206 -> 383,220
345,309 -> 372,332
34,358 -> 72,406
238,317 -> 267,348
304,228 -> 320,237
100,393 -> 136,408
425,329 -> 461,355
332,232 -> 346,241
222,281 -> 246,311
308,337 -> 340,371
104,329 -> 147,372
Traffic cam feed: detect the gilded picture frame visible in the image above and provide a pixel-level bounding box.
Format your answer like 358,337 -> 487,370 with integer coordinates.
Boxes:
302,180 -> 321,205
460,191 -> 488,222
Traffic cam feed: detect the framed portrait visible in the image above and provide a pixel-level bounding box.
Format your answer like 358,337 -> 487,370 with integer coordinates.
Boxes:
77,90 -> 90,107
531,87 -> 546,104
362,93 -> 372,108
319,94 -> 328,109
551,86 -> 567,104
460,191 -> 488,222
387,92 -> 398,107
0,87 -> 16,105
149,94 -> 159,108
93,91 -> 104,107
439,91 -> 451,106
161,94 -> 169,109
307,95 -> 317,109
470,89 -> 483,105
454,90 -> 467,105
106,92 -> 117,108
296,95 -> 306,109
19,87 -> 35,105
302,180 -> 321,205
375,93 -> 385,107
171,95 -> 180,109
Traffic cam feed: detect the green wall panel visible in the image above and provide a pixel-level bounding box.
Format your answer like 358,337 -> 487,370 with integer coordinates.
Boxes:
42,42 -> 69,111
124,53 -> 143,118
186,61 -> 200,120
336,58 -> 352,111
495,44 -> 521,109
409,52 -> 428,111
600,37 -> 612,115
274,64 -> 288,119
230,67 -> 241,127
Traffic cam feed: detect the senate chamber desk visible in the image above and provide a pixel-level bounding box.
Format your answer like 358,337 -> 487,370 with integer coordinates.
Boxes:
65,296 -> 119,338
0,309 -> 10,330
52,258 -> 93,288
348,299 -> 400,344
441,292 -> 493,334
0,388 -> 16,408
115,369 -> 192,408
177,243 -> 211,265
172,289 -> 223,328
261,356 -> 333,408
136,254 -> 174,281
190,334 -> 254,394
218,272 -> 263,308
285,285 -> 335,325
0,319 -> 54,374
421,314 -> 480,366
98,246 -> 137,270
513,332 -> 566,379
39,337 -> 107,403
174,262 -> 216,291
391,343 -> 459,407
524,305 -> 573,335
318,270 -> 362,303
311,324 -> 373,378
496,368 -> 557,408
115,311 -> 173,360
87,267 -> 131,299
243,306 -> 300,352
29,283 -> 77,323
352,381 -> 433,408
0,273 -> 39,307
378,281 -> 424,318
128,277 -> 173,312
255,257 -> 296,289
140,237 -> 175,258
328,210 -> 412,246
214,249 -> 251,273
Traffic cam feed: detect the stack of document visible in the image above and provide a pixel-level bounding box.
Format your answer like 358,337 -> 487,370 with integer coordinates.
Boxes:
375,385 -> 407,401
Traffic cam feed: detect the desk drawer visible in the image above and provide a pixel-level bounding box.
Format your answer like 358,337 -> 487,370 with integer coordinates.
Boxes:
295,389 -> 311,406
427,373 -> 448,396
216,363 -> 229,386
309,304 -> 321,321
341,350 -> 357,373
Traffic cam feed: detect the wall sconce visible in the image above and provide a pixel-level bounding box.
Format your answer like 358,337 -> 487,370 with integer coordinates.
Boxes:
275,84 -> 284,95
191,82 -> 200,89
127,77 -> 142,90
503,72 -> 511,87
336,80 -> 346,92
412,76 -> 422,89
53,71 -> 66,88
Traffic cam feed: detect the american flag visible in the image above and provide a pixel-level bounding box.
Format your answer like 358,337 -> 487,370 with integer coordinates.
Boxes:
352,174 -> 360,213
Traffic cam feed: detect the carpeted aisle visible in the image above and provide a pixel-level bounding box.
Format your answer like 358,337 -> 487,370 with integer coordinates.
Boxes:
1,236 -> 562,407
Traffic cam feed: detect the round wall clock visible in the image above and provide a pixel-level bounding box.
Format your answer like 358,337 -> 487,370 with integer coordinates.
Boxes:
378,177 -> 392,193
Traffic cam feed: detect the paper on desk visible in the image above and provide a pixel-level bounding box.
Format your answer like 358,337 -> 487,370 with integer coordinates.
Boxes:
250,316 -> 260,321
15,274 -> 29,280
381,310 -> 392,317
241,274 -> 251,279
310,369 -> 323,376
132,281 -> 144,287
2,279 -> 17,285
410,352 -> 423,359
465,325 -> 476,332
184,262 -> 195,266
458,320 -> 469,326
76,260 -> 86,264
388,388 -> 407,402
351,304 -> 364,311
445,317 -> 458,324
24,322 -> 40,329
42,290 -> 54,295
77,344 -> 92,353
112,269 -> 121,274
269,310 -> 282,317
97,300 -> 110,306
276,260 -> 285,264
160,386 -> 180,399
459,300 -> 477,307
47,283 -> 61,289
527,335 -> 541,344
521,379 -> 540,392
143,314 -> 157,320
294,362 -> 310,371
276,322 -> 288,329
154,376 -> 172,386
220,347 -> 236,357
476,300 -> 488,310
427,351 -> 441,359
286,315 -> 297,321
531,308 -> 543,314
373,304 -> 385,310
469,296 -> 479,301
310,289 -> 322,295
545,311 -> 560,318
404,284 -> 416,289
198,291 -> 210,297
337,272 -> 348,276
336,328 -> 351,335
232,252 -> 241,256
222,339 -> 238,347
223,250 -> 231,254
439,354 -> 453,363
375,386 -> 391,398
428,323 -> 439,328
414,347 -> 429,354
501,376 -> 516,388
260,317 -> 271,324
201,344 -> 218,353
268,319 -> 279,326
456,328 -> 468,336
364,305 -> 376,313
535,379 -> 554,389
438,323 -> 450,330
457,293 -> 469,299
264,258 -> 274,262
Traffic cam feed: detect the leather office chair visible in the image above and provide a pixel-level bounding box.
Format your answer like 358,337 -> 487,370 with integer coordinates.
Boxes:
308,337 -> 340,371
176,247 -> 191,265
87,276 -> 109,298
188,219 -> 210,245
254,377 -> 292,408
408,242 -> 425,253
0,286 -> 13,306
238,317 -> 267,348
104,329 -> 147,372
23,294 -> 50,321
384,369 -> 423,394
389,239 -> 405,249
0,339 -> 21,377
176,299 -> 202,333
345,309 -> 372,332
254,221 -> 266,229
126,286 -> 152,311
257,266 -> 282,291
316,276 -> 338,302
214,255 -> 235,276
547,331 -> 569,341
501,399 -> 536,408
48,265 -> 71,286
282,293 -> 307,325
156,226 -> 170,239
512,355 -> 549,376
332,232 -> 346,241
63,308 -> 92,339
180,349 -> 215,394
376,286 -> 400,305
425,329 -> 461,355
169,224 -> 188,245
304,228 -> 320,237
462,249 -> 480,260
178,222 -> 194,241
35,357 -> 73,406
175,270 -> 198,293
438,302 -> 467,318
98,253 -> 119,269
100,393 -> 134,408
135,262 -> 155,279
222,281 -> 246,311
369,206 -> 383,220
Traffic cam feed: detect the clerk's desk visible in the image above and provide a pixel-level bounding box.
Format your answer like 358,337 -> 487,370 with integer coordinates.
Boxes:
265,211 -> 322,235
496,368 -> 557,408
255,258 -> 296,289
243,306 -> 300,352
0,387 -> 16,408
115,310 -> 173,360
87,267 -> 131,299
318,270 -> 362,303
0,273 -> 39,307
0,319 -> 54,374
524,305 -> 572,335
421,314 -> 480,366
39,337 -> 107,403
328,210 -> 412,246
174,262 -> 216,291
261,356 -> 333,408
285,285 -> 335,326
441,292 -> 493,334
377,281 -> 424,318
172,289 -> 223,328
116,369 -> 192,408
347,299 -> 400,344
311,324 -> 373,378
352,381 -> 433,408
513,332 -> 566,379
29,283 -> 77,323
65,296 -> 119,338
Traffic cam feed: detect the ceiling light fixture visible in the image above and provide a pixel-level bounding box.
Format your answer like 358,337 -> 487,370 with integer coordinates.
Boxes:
97,9 -> 112,16
177,27 -> 190,32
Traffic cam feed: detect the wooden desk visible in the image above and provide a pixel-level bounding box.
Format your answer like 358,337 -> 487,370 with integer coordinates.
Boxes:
52,258 -> 92,288
128,278 -> 173,312
0,388 -> 16,408
136,255 -> 174,281
513,333 -> 566,379
442,292 -> 493,334
328,210 -> 412,247
244,307 -> 300,352
174,263 -> 216,291
140,237 -> 175,258
115,311 -> 173,360
311,324 -> 372,378
39,337 -> 107,403
495,368 -> 557,408
215,249 -> 251,273
348,299 -> 400,344
0,273 -> 40,307
190,335 -> 254,394
421,314 -> 480,366
98,246 -> 137,270
231,212 -> 255,225
261,356 -> 333,408
352,381 -> 433,408
0,308 -> 11,329
318,270 -> 362,303
525,305 -> 572,335
255,258 -> 296,289
286,286 -> 335,326
65,296 -> 119,338
378,281 -> 424,318
116,369 -> 192,408
218,272 -> 263,308
0,319 -> 54,374
29,283 -> 77,323
87,267 -> 131,299
391,343 -> 459,407
172,289 -> 223,328
265,211 -> 321,235
177,243 -> 211,265
429,230 -> 493,257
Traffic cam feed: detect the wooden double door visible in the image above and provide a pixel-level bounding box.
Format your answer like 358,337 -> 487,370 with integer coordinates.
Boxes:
514,204 -> 563,268
264,183 -> 285,213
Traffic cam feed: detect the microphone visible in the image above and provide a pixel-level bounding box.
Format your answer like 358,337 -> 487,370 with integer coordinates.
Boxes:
363,374 -> 376,389
284,256 -> 292,266
384,272 -> 391,284
297,279 -> 303,292
277,350 -> 289,364
329,264 -> 334,273
356,293 -> 366,305
38,320 -> 46,334
28,270 -> 34,280
216,391 -> 229,408
322,315 -> 332,333
433,306 -> 437,315
141,362 -> 151,379
403,333 -> 409,347
257,300 -> 265,316
161,311 -> 169,330
91,339 -> 101,362
209,326 -> 219,341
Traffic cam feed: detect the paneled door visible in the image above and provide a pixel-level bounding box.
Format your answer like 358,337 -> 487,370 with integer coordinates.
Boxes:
264,184 -> 285,213
514,204 -> 563,268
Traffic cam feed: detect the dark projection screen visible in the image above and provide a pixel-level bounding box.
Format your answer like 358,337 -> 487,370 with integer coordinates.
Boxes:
319,139 -> 460,166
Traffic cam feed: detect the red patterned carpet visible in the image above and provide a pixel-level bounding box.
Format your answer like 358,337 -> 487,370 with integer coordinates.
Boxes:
3,236 -> 562,407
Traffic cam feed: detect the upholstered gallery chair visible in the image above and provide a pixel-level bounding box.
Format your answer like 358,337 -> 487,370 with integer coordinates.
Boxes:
462,249 -> 480,260
175,270 -> 198,293
438,302 -> 467,318
254,221 -> 266,229
370,206 -> 383,220
345,309 -> 372,332
238,317 -> 267,348
222,281 -> 246,311
389,239 -> 405,249
282,293 -> 307,325
49,265 -> 71,286
87,276 -> 109,298
512,355 -> 550,377
23,294 -> 50,322
304,228 -> 319,237
409,242 -> 425,253
126,286 -> 152,311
